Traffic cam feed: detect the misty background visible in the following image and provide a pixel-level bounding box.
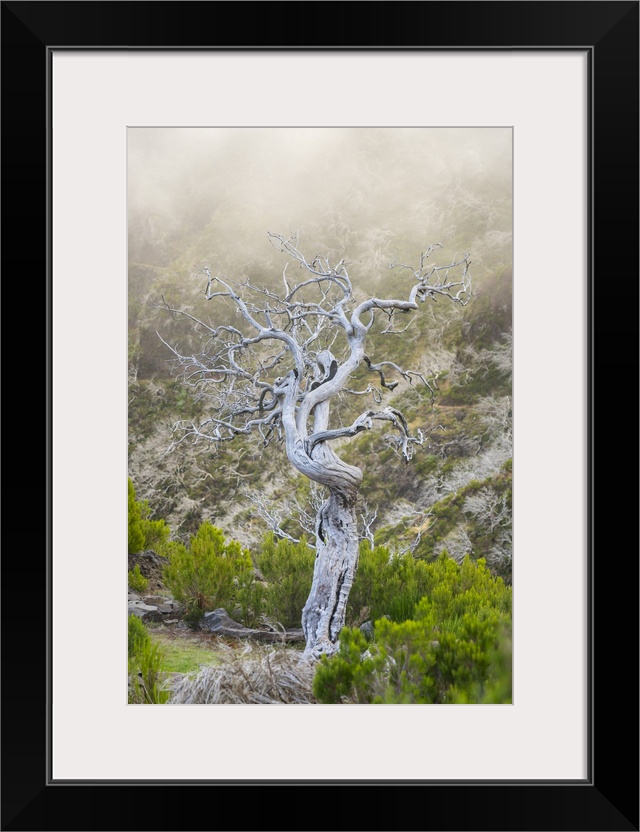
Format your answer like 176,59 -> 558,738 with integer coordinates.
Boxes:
128,126 -> 511,279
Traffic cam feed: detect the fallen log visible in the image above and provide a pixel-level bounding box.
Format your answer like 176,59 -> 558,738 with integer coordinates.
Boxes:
202,608 -> 305,643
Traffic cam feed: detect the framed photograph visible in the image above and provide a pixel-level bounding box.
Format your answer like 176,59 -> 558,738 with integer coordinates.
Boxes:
3,2 -> 637,830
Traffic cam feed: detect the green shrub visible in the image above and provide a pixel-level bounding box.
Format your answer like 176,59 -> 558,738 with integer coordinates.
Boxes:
314,554 -> 511,704
162,523 -> 255,627
128,478 -> 146,554
347,542 -> 435,625
129,640 -> 170,704
234,568 -> 268,629
255,534 -> 315,628
128,614 -> 169,704
142,518 -> 171,552
128,477 -> 171,555
128,613 -> 150,658
128,564 -> 149,593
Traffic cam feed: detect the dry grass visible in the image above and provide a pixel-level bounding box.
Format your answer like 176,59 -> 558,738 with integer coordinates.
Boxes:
166,642 -> 317,704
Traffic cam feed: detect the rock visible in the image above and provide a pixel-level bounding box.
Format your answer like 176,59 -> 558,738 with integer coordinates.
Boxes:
156,604 -> 173,614
129,591 -> 176,619
163,619 -> 179,625
359,616 -> 388,639
138,594 -> 176,615
203,608 -> 245,631
143,595 -> 175,608
127,550 -> 169,590
128,599 -> 163,623
359,620 -> 374,639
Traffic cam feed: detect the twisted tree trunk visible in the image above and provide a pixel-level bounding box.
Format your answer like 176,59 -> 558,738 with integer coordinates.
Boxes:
276,356 -> 365,659
302,489 -> 360,659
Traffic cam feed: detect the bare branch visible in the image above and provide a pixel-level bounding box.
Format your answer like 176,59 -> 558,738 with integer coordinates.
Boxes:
307,406 -> 422,462
359,503 -> 378,546
389,244 -> 472,305
245,490 -> 308,547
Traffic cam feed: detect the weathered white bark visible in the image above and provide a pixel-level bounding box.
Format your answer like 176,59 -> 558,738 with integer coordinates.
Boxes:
275,356 -> 364,657
302,489 -> 360,659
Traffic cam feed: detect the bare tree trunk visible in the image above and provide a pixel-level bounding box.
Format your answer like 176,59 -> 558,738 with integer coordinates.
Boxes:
285,380 -> 363,660
302,489 -> 360,659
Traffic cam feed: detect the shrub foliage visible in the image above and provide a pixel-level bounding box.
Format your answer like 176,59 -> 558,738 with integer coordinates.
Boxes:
128,477 -> 170,554
255,534 -> 315,629
314,553 -> 511,704
162,522 -> 256,626
128,563 -> 149,593
128,614 -> 169,704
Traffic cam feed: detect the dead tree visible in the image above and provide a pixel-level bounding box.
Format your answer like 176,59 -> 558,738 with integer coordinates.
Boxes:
160,233 -> 471,659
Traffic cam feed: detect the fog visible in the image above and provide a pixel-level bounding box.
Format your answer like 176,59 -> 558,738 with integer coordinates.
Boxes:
128,127 -> 512,287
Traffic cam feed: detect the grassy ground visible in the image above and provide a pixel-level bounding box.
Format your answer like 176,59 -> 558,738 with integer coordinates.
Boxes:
149,628 -> 222,674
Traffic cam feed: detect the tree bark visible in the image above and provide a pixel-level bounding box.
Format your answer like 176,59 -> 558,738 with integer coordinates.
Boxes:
302,489 -> 360,659
275,357 -> 366,659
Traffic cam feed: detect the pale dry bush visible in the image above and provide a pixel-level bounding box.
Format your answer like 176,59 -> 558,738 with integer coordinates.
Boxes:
434,527 -> 474,563
166,642 -> 317,704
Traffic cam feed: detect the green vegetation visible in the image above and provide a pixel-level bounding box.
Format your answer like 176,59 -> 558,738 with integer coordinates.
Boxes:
128,612 -> 150,657
130,616 -> 220,678
125,489 -> 513,706
314,554 -> 511,704
161,527 -> 317,630
369,463 -> 512,581
347,542 -> 430,625
128,478 -> 146,554
162,522 -> 257,627
255,534 -> 315,628
429,477 -> 510,572
157,519 -> 327,630
233,564 -> 268,630
128,615 -> 169,704
149,632 -> 220,674
128,477 -> 171,554
128,564 -> 149,593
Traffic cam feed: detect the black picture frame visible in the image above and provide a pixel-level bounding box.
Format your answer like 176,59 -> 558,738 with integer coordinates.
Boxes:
2,2 -> 638,830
